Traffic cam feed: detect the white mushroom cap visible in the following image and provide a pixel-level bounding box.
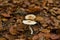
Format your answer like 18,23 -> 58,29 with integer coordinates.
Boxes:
25,14 -> 36,20
22,20 -> 37,25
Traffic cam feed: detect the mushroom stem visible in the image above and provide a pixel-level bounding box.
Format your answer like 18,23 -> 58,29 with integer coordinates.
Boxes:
29,26 -> 33,34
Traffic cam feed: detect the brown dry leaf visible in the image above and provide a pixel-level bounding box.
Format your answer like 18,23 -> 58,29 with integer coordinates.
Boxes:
40,29 -> 50,33
17,23 -> 25,32
9,26 -> 18,35
42,0 -> 47,7
2,18 -> 8,21
36,16 -> 44,22
38,33 -> 44,38
12,0 -> 20,3
47,0 -> 53,3
34,6 -> 40,10
18,34 -> 26,40
1,13 -> 10,17
57,15 -> 60,20
17,19 -> 22,23
42,23 -> 48,28
27,6 -> 40,13
0,19 -> 3,31
52,8 -> 60,14
32,35 -> 39,40
15,39 -> 20,40
3,34 -> 15,40
15,38 -> 26,40
33,26 -> 39,32
0,26 -> 3,31
44,33 -> 51,38
50,34 -> 60,39
57,9 -> 60,14
0,37 -> 6,40
7,11 -> 12,14
38,33 -> 50,40
47,26 -> 54,29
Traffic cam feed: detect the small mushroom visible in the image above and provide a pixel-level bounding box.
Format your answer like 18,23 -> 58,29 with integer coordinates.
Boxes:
23,20 -> 37,25
25,14 -> 36,20
22,20 -> 37,34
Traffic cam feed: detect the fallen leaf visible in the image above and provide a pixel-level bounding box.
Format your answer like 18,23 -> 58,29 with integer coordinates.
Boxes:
50,34 -> 60,39
32,35 -> 39,40
40,29 -> 50,33
9,26 -> 18,35
1,13 -> 10,17
0,37 -> 6,40
36,16 -> 44,22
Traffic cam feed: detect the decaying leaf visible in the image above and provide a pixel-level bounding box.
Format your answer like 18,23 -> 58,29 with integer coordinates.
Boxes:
26,6 -> 40,13
1,13 -> 10,17
36,16 -> 44,22
50,34 -> 60,39
40,29 -> 50,33
2,18 -> 8,21
0,37 -> 6,40
32,35 -> 39,40
9,25 -> 18,35
57,15 -> 60,20
0,19 -> 3,31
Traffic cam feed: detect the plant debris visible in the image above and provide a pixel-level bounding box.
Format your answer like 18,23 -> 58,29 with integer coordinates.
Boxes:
0,0 -> 60,40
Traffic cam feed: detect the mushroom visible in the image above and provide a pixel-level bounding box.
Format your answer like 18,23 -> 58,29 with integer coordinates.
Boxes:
22,20 -> 37,34
25,14 -> 36,20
